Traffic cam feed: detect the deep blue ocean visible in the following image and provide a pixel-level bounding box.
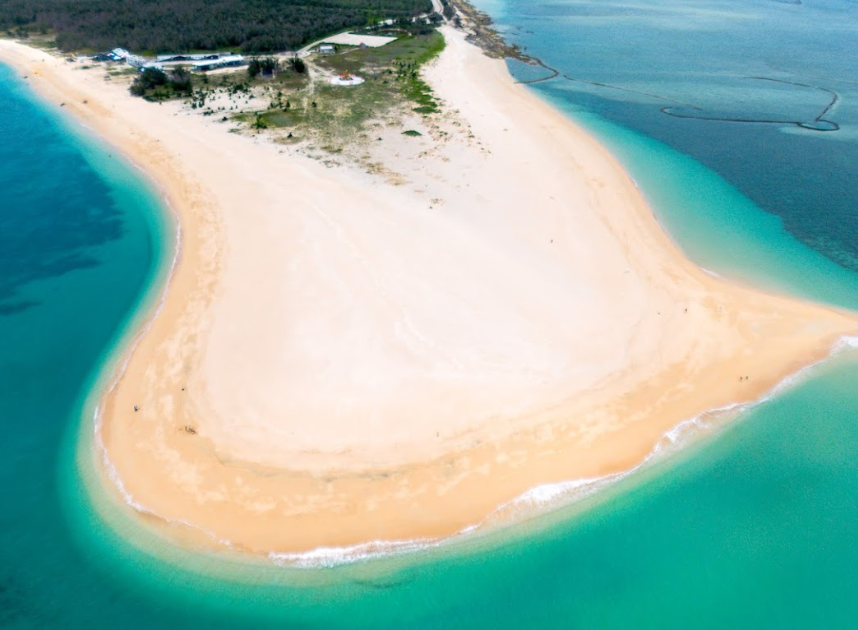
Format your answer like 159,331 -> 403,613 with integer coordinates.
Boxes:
2,0 -> 858,626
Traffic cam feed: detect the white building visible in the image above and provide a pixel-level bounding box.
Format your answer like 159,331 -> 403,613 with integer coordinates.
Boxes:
156,53 -> 235,63
190,55 -> 247,72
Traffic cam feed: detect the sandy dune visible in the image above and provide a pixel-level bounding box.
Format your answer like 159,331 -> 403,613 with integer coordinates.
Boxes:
2,28 -> 856,554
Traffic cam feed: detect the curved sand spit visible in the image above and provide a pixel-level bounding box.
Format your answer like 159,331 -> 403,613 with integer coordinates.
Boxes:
2,28 -> 856,554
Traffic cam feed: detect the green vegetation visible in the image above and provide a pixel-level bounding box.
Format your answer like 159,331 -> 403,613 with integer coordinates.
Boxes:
129,67 -> 192,100
106,67 -> 137,77
0,0 -> 432,53
313,29 -> 445,115
176,63 -> 310,114
209,29 -> 446,153
123,28 -> 445,156
128,55 -> 311,103
247,57 -> 279,79
389,28 -> 445,114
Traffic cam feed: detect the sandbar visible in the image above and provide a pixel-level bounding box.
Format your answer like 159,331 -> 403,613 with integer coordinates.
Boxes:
1,27 -> 856,554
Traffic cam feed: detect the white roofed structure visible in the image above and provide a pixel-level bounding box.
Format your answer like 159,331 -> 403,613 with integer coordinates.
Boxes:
190,55 -> 247,72
320,33 -> 398,48
157,53 -> 235,63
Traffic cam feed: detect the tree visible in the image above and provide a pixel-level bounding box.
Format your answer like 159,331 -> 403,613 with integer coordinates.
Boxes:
248,58 -> 262,78
170,67 -> 192,94
129,66 -> 194,99
260,56 -> 279,75
289,56 -> 306,74
248,56 -> 279,79
0,0 -> 433,53
130,67 -> 168,96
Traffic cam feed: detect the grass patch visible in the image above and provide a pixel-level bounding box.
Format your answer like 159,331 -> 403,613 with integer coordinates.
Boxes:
315,30 -> 445,115
257,108 -> 304,127
215,29 -> 446,149
107,67 -> 137,77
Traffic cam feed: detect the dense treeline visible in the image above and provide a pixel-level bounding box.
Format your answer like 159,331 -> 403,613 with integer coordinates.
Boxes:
0,0 -> 432,53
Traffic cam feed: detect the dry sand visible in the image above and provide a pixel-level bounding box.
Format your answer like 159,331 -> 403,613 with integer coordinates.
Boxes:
2,28 -> 856,554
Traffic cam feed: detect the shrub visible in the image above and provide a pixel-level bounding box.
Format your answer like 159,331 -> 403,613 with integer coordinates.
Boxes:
130,66 -> 193,98
170,67 -> 192,94
248,56 -> 279,78
130,67 -> 168,96
289,57 -> 306,74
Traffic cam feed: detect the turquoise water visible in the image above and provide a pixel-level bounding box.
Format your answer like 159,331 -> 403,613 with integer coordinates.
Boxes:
3,0 -> 858,624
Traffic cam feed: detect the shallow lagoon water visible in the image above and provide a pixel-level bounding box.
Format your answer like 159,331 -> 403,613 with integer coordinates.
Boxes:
3,0 -> 858,624
496,0 -> 858,287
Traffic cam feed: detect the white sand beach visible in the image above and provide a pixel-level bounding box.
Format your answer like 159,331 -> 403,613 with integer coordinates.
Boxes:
1,27 -> 856,554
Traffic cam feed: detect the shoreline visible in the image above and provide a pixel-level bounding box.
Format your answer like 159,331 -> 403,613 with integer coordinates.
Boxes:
98,329 -> 858,571
263,330 -> 858,568
3,28 -> 858,556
